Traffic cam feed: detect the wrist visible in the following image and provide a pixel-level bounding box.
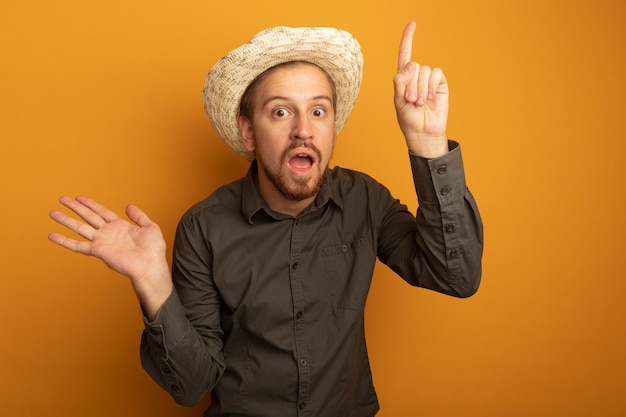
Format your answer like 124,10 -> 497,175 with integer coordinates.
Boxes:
133,260 -> 173,321
407,134 -> 449,158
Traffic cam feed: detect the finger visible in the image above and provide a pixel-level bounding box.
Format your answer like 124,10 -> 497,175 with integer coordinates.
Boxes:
75,196 -> 120,223
407,62 -> 420,103
57,196 -> 108,230
416,65 -> 432,106
48,232 -> 92,255
428,67 -> 448,98
49,209 -> 97,241
397,21 -> 416,72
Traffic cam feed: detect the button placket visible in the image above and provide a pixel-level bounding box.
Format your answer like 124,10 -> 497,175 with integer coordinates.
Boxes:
290,217 -> 310,416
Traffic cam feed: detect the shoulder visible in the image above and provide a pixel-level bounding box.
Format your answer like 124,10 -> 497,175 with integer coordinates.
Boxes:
180,178 -> 245,224
326,166 -> 399,215
329,165 -> 390,194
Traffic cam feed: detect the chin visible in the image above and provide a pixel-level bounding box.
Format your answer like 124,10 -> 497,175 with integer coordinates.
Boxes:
282,175 -> 323,202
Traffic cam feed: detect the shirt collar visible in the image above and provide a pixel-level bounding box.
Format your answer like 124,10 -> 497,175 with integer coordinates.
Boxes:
242,160 -> 344,224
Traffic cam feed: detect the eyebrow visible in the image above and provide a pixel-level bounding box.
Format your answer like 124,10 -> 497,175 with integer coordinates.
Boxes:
262,95 -> 333,108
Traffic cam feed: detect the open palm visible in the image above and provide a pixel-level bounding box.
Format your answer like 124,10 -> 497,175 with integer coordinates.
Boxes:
49,196 -> 167,282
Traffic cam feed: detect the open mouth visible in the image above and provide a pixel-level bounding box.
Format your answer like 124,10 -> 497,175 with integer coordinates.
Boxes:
287,147 -> 317,175
290,153 -> 313,168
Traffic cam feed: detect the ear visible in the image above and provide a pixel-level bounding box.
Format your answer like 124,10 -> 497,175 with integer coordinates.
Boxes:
239,116 -> 255,152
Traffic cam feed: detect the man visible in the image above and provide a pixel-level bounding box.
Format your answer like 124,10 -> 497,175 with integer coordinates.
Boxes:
49,22 -> 483,417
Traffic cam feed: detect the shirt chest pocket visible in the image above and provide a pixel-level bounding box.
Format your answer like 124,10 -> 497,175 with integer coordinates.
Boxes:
320,237 -> 375,310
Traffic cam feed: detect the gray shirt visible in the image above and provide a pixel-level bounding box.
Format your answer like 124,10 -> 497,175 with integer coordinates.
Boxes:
140,141 -> 483,417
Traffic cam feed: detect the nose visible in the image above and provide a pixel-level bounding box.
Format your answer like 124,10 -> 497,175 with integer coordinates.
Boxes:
291,114 -> 313,141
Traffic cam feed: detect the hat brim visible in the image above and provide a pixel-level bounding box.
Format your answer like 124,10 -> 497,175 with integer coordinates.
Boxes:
203,26 -> 363,161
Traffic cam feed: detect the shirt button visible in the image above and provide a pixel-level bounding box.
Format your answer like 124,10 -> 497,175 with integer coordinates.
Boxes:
294,218 -> 300,225
441,186 -> 452,195
296,311 -> 303,319
449,249 -> 459,258
299,359 -> 308,366
437,164 -> 447,175
445,224 -> 456,233
299,402 -> 306,410
340,244 -> 349,252
292,263 -> 299,270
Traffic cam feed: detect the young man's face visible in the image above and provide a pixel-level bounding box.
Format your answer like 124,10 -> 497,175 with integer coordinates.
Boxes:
239,62 -> 337,206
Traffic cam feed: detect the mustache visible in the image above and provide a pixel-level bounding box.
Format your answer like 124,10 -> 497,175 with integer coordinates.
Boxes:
281,141 -> 323,162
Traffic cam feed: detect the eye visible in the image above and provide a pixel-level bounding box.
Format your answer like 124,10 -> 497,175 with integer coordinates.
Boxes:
312,108 -> 326,117
272,108 -> 289,118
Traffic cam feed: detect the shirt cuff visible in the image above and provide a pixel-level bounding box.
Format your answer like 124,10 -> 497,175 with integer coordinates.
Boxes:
409,140 -> 467,206
142,288 -> 192,350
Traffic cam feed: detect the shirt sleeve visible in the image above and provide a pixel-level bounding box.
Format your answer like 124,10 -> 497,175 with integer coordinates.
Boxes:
378,140 -> 483,297
139,215 -> 226,406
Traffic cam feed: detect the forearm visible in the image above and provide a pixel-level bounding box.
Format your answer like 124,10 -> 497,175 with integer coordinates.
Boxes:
379,141 -> 483,297
409,140 -> 483,296
140,288 -> 226,406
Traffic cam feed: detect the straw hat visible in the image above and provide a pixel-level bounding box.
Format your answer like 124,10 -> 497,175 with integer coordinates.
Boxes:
203,26 -> 364,161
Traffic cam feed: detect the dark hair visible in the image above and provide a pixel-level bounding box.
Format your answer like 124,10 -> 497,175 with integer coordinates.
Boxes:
238,61 -> 337,121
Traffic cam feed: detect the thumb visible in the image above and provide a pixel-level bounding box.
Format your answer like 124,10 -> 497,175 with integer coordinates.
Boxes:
125,204 -> 153,227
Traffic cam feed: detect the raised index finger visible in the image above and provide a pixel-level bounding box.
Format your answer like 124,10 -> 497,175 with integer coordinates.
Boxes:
397,21 -> 417,72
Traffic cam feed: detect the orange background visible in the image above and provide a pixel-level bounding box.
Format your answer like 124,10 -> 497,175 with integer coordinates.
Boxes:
2,0 -> 625,416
